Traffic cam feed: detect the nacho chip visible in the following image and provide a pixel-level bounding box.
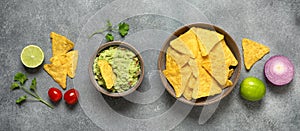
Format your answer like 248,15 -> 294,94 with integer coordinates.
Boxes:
202,42 -> 228,86
180,64 -> 192,95
66,50 -> 78,78
223,80 -> 233,89
221,40 -> 238,67
50,32 -> 74,56
163,54 -> 183,97
183,75 -> 196,100
170,38 -> 195,58
167,47 -> 189,67
44,63 -> 68,89
192,66 -> 222,99
49,50 -> 78,79
242,38 -> 270,70
188,59 -> 199,78
192,27 -> 224,56
97,60 -> 115,89
228,68 -> 234,78
179,29 -> 200,58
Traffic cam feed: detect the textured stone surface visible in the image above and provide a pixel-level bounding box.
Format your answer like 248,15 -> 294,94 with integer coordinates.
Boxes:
0,0 -> 299,130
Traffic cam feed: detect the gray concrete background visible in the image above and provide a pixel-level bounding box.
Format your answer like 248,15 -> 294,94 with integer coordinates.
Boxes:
0,0 -> 299,130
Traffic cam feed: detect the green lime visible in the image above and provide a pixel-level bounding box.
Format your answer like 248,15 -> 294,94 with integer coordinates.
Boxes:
20,45 -> 44,68
240,77 -> 266,101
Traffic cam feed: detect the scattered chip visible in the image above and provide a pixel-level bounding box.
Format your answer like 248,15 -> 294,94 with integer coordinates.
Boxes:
50,32 -> 74,56
191,27 -> 224,56
44,63 -> 68,89
66,50 -> 78,78
242,38 -> 270,70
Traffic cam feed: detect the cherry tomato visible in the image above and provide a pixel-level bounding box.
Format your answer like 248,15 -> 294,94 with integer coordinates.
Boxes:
48,87 -> 62,102
64,88 -> 79,105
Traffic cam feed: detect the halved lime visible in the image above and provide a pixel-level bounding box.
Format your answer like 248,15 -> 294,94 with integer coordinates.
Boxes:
20,45 -> 44,68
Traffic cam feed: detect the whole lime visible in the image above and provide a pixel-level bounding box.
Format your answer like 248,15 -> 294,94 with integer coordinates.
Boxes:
240,77 -> 266,101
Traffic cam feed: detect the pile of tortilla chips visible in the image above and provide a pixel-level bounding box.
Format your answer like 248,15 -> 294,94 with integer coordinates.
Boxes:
44,32 -> 78,89
163,27 -> 238,100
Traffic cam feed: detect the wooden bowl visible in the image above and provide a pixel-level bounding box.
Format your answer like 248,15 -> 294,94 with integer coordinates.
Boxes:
158,23 -> 241,106
89,41 -> 144,97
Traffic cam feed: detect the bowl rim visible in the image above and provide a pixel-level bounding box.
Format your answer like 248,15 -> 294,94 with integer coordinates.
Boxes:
88,41 -> 145,97
157,23 -> 241,106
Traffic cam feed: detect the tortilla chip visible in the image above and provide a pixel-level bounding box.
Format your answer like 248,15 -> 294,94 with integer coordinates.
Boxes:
179,29 -> 200,58
183,76 -> 196,100
49,51 -> 78,79
228,68 -> 234,78
97,60 -> 115,89
242,38 -> 270,70
66,50 -> 78,78
202,42 -> 228,86
167,47 -> 189,67
44,63 -> 68,89
188,59 -> 199,78
180,64 -> 192,87
221,40 -> 238,67
163,54 -> 183,97
50,32 -> 74,56
192,27 -> 224,56
192,66 -> 222,99
170,38 -> 195,58
223,80 -> 233,89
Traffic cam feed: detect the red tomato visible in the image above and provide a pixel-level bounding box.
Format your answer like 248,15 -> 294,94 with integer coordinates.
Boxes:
64,88 -> 79,105
48,87 -> 62,102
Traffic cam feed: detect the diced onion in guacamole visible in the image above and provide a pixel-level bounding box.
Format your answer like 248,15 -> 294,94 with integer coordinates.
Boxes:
93,46 -> 141,93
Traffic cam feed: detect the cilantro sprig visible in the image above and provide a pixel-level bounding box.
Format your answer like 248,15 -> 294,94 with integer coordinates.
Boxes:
89,20 -> 130,41
10,72 -> 53,109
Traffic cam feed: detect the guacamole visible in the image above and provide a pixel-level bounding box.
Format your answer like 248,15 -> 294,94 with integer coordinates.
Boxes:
93,46 -> 141,93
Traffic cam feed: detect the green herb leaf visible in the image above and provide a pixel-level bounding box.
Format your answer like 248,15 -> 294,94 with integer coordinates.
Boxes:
118,22 -> 129,37
16,95 -> 27,104
11,82 -> 20,90
14,72 -> 27,85
30,78 -> 36,91
105,33 -> 114,41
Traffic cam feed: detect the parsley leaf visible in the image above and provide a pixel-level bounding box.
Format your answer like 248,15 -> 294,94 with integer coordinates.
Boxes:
10,73 -> 54,109
11,82 -> 20,90
14,72 -> 27,85
105,33 -> 114,41
30,78 -> 36,91
118,22 -> 129,37
16,95 -> 27,104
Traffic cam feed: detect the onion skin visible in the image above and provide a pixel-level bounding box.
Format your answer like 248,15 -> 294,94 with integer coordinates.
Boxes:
264,55 -> 294,86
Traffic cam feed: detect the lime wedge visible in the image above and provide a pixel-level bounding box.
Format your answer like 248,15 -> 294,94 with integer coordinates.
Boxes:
20,45 -> 44,68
